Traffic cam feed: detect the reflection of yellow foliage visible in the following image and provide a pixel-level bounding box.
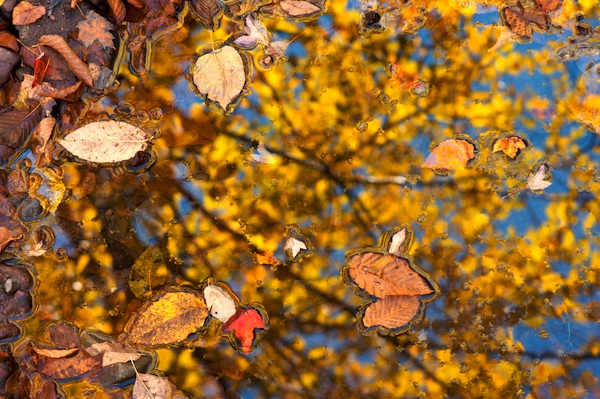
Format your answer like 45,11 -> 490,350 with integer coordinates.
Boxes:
568,94 -> 600,135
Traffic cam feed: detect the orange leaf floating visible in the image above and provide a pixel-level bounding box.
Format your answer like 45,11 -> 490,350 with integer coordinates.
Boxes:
347,253 -> 434,299
534,0 -> 562,13
421,139 -> 475,171
256,250 -> 281,266
223,307 -> 266,354
342,227 -> 438,335
501,6 -> 548,40
363,295 -> 419,329
492,136 -> 527,159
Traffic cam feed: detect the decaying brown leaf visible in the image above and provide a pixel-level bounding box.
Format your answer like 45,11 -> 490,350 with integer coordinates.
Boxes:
0,226 -> 18,252
28,167 -> 66,214
280,0 -> 321,17
362,295 -> 420,329
12,1 -> 46,25
0,31 -> 19,52
492,136 -> 526,159
190,0 -> 224,30
501,6 -> 548,40
107,0 -> 126,24
347,252 -> 434,299
421,139 -> 475,171
76,10 -> 116,50
37,35 -> 95,88
132,371 -> 189,399
39,79 -> 83,102
85,341 -> 143,367
0,99 -> 43,149
31,117 -> 56,157
119,287 -> 208,347
23,342 -> 101,380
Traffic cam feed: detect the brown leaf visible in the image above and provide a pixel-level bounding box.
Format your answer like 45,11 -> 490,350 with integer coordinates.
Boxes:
107,0 -> 126,23
119,287 -> 208,347
190,0 -> 224,31
39,81 -> 83,102
0,31 -> 19,52
37,35 -> 95,88
0,99 -> 43,149
0,226 -> 18,252
85,342 -> 143,367
33,347 -> 101,380
32,347 -> 79,359
362,295 -> 420,329
12,1 -> 46,25
76,10 -> 116,50
47,321 -> 80,349
534,0 -> 562,12
256,250 -> 281,266
503,7 -> 547,39
280,0 -> 321,17
133,373 -> 178,399
347,252 -> 434,299
31,116 -> 56,156
421,139 -> 475,171
492,136 -> 526,159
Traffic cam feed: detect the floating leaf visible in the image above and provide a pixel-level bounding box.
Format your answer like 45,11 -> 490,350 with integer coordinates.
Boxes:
76,10 -> 116,50
223,307 -> 267,354
12,1 -> 46,25
362,295 -> 419,329
280,0 -> 321,17
250,141 -> 278,164
387,229 -> 407,257
85,342 -> 143,367
119,287 -> 208,348
534,0 -> 562,12
204,283 -> 238,323
421,139 -> 475,171
492,136 -> 527,159
132,371 -> 187,399
526,164 -> 552,191
129,247 -> 168,300
501,6 -> 547,40
347,252 -> 434,299
24,342 -> 101,380
190,45 -> 249,113
189,0 -> 224,30
284,237 -> 307,258
59,120 -> 150,164
234,15 -> 270,49
256,250 -> 281,266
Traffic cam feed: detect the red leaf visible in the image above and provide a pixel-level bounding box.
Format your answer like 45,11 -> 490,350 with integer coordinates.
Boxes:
223,308 -> 265,353
32,53 -> 51,88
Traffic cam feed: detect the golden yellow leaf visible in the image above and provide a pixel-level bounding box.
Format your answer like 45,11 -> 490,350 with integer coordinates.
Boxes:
492,136 -> 527,159
120,288 -> 208,348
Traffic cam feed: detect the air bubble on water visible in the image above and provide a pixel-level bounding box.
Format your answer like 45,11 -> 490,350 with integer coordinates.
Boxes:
355,121 -> 368,132
409,80 -> 430,98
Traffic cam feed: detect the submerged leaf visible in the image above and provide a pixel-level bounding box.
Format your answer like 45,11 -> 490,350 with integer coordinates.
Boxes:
190,45 -> 249,112
362,295 -> 420,329
421,139 -> 475,171
59,121 -> 150,164
129,247 -> 168,299
347,252 -> 434,299
120,288 -> 208,347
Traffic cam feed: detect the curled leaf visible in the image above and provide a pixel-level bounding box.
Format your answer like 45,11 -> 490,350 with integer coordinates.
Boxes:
37,35 -> 95,88
12,1 -> 46,25
492,136 -> 527,159
204,283 -> 238,323
526,164 -> 552,191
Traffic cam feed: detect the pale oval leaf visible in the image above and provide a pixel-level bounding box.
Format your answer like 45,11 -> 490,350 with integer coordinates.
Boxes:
59,121 -> 149,164
234,15 -> 270,49
280,0 -> 320,16
191,45 -> 248,112
204,284 -> 237,323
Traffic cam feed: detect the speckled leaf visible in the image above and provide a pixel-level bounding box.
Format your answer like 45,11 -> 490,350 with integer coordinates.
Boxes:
119,288 -> 208,348
59,121 -> 149,164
